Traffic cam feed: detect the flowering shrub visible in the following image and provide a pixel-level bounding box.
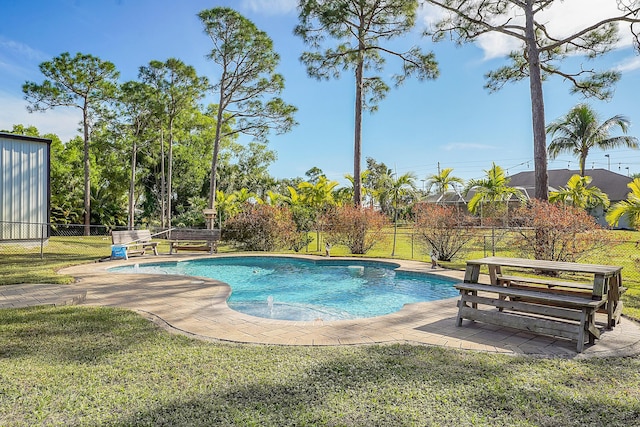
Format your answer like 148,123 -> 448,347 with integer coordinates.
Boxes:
412,203 -> 474,261
322,206 -> 388,254
223,204 -> 298,251
510,200 -> 609,263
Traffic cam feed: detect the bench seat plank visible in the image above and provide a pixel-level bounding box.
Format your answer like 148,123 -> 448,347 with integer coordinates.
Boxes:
497,274 -> 593,291
460,293 -> 593,323
455,282 -> 605,352
455,283 -> 603,308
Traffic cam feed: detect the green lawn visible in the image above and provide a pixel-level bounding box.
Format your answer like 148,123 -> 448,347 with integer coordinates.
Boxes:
2,232 -> 640,425
1,305 -> 639,426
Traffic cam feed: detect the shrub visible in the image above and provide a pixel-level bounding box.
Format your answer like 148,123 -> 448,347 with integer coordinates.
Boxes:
510,200 -> 610,263
223,204 -> 297,251
174,196 -> 207,228
412,203 -> 474,261
322,206 -> 388,254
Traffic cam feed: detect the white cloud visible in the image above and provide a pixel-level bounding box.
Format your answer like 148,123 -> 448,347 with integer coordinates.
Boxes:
420,0 -> 638,60
0,91 -> 80,142
476,33 -> 522,60
615,56 -> 640,73
0,37 -> 48,62
241,0 -> 297,15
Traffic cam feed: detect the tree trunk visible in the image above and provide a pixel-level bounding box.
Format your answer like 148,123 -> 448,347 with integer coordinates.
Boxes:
353,39 -> 364,208
525,1 -> 549,201
579,153 -> 587,176
128,139 -> 137,230
160,129 -> 166,229
167,118 -> 174,228
208,85 -> 226,230
82,107 -> 91,236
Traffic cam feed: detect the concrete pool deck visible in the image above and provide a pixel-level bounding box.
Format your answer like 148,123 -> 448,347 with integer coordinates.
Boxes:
3,253 -> 640,359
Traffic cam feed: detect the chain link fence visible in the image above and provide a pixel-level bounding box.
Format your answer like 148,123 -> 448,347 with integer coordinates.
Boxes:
2,220 -> 639,288
0,221 -> 176,261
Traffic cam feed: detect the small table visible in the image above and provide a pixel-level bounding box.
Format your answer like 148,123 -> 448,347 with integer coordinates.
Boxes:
463,257 -> 624,328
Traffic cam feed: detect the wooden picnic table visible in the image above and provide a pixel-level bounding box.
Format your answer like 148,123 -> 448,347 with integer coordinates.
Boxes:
463,256 -> 624,328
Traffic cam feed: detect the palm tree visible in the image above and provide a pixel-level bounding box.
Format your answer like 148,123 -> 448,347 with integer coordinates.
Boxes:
606,178 -> 640,229
547,104 -> 639,176
344,171 -> 371,206
233,188 -> 261,204
549,174 -> 610,210
387,172 -> 417,256
464,163 -> 524,220
214,190 -> 240,230
264,190 -> 285,207
297,176 -> 339,251
297,176 -> 338,209
425,167 -> 464,200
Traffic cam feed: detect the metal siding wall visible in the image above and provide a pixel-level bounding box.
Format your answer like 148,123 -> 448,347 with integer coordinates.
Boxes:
0,143 -> 5,225
0,136 -> 49,240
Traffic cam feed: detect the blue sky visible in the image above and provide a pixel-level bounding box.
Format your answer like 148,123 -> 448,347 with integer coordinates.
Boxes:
1,0 -> 639,186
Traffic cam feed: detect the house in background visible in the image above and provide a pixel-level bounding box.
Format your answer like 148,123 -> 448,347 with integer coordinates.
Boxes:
425,169 -> 634,229
0,132 -> 51,242
507,169 -> 633,229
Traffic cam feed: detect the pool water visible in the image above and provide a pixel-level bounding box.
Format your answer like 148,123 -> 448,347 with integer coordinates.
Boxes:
111,257 -> 459,321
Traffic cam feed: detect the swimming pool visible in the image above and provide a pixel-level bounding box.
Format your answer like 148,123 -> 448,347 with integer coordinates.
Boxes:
111,256 -> 459,321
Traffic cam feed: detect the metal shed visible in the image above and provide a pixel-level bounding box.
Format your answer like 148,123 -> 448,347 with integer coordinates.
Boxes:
0,132 -> 51,241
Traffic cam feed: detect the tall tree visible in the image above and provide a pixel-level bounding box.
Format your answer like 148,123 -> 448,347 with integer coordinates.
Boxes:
117,81 -> 157,229
424,0 -> 640,201
296,0 -> 439,207
23,52 -> 119,234
198,7 -> 297,228
547,104 -> 638,176
139,59 -> 208,228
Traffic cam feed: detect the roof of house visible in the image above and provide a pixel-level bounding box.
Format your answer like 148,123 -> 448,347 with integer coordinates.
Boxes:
0,132 -> 51,145
507,168 -> 633,201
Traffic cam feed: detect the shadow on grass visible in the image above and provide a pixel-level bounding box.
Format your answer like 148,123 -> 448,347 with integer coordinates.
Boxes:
0,306 -> 160,363
106,344 -> 640,427
2,307 -> 640,426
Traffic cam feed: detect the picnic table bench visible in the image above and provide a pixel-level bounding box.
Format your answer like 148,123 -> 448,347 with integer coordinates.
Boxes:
168,228 -> 220,254
455,257 -> 624,352
111,230 -> 158,260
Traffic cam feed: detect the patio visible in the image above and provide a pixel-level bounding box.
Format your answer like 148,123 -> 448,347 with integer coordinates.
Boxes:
3,254 -> 640,358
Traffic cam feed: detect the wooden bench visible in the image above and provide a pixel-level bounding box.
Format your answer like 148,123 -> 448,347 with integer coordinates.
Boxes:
168,228 -> 221,254
455,282 -> 607,352
464,257 -> 624,328
111,230 -> 158,260
497,274 -> 628,320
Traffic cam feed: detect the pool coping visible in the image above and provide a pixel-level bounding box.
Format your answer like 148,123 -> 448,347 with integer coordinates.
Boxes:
31,253 -> 640,358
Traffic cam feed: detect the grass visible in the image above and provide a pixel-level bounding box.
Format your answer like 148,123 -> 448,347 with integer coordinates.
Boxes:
1,232 -> 640,425
1,305 -> 639,426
